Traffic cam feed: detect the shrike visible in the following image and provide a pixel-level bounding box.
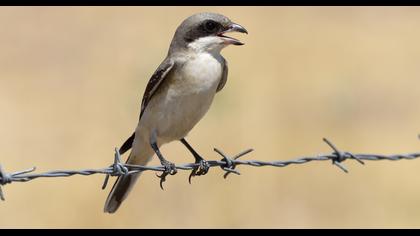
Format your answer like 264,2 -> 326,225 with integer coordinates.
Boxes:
104,12 -> 247,213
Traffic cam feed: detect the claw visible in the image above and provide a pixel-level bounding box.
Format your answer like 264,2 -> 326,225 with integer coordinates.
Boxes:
188,159 -> 210,184
156,172 -> 169,190
156,161 -> 177,190
188,171 -> 194,184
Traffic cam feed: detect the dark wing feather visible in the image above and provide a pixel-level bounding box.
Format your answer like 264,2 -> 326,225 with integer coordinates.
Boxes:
138,58 -> 175,119
118,58 -> 175,155
216,57 -> 228,93
119,132 -> 135,155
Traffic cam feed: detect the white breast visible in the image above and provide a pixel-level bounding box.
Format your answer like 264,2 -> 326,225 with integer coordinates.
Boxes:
140,52 -> 224,144
178,52 -> 223,93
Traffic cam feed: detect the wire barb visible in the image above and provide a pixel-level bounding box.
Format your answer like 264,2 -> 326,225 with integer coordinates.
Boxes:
0,165 -> 36,201
102,148 -> 129,190
322,138 -> 364,173
1,136 -> 420,201
214,148 -> 240,177
217,148 -> 254,179
0,165 -> 10,200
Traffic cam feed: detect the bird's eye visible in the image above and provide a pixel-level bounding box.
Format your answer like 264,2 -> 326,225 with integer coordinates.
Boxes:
204,20 -> 218,32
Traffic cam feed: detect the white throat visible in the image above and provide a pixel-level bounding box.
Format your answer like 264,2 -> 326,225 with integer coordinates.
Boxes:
187,36 -> 227,54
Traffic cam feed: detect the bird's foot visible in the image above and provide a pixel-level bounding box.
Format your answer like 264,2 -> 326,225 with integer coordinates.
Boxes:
156,160 -> 177,190
188,158 -> 210,184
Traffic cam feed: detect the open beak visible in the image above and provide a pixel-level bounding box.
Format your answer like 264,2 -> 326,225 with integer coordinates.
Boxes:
217,23 -> 248,46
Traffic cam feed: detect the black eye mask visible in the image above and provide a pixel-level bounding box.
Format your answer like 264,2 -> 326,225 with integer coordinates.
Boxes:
184,20 -> 224,43
203,20 -> 220,33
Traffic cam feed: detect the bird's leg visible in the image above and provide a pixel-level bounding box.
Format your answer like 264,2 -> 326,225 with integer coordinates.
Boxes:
150,133 -> 177,189
180,138 -> 210,183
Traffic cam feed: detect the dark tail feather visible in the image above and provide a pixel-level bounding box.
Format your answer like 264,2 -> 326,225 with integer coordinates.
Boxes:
104,173 -> 139,213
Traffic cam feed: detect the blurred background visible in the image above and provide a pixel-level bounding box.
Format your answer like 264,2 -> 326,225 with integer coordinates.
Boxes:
0,6 -> 420,228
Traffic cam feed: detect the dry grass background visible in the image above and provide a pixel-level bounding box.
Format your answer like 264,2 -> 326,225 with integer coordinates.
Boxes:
0,6 -> 420,228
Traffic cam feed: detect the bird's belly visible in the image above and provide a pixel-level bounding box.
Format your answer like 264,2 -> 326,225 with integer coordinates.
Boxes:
159,88 -> 215,141
140,55 -> 222,144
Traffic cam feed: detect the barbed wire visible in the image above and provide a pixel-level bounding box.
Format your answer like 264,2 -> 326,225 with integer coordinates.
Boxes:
1,137 -> 420,201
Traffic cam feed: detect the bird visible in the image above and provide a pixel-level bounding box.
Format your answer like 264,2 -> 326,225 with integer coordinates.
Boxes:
104,12 -> 247,213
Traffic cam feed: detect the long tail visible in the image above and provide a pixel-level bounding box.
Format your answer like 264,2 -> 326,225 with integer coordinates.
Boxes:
103,170 -> 140,213
104,145 -> 153,213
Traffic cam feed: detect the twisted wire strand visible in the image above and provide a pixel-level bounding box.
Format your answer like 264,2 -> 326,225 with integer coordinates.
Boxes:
0,137 -> 419,201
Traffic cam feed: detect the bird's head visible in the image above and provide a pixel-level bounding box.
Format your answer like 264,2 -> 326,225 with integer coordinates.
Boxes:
169,12 -> 248,54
